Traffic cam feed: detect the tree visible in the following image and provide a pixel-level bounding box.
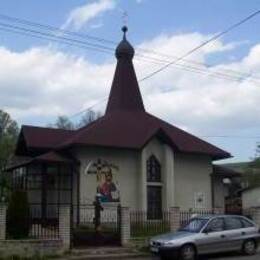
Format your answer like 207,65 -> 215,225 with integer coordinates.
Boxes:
77,110 -> 102,128
50,115 -> 75,130
243,143 -> 260,188
0,110 -> 19,199
50,110 -> 102,130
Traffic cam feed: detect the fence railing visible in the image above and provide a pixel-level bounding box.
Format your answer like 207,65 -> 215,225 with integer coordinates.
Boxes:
130,210 -> 170,238
243,208 -> 256,220
180,209 -> 214,227
6,203 -> 60,240
72,204 -> 121,247
130,209 -> 217,238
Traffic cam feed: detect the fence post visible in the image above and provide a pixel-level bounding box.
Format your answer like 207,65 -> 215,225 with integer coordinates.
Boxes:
213,207 -> 225,215
251,207 -> 260,227
120,207 -> 130,246
170,207 -> 180,232
59,205 -> 71,250
0,203 -> 7,240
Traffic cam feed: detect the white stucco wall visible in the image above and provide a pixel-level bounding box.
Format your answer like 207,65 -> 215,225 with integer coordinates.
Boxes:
140,138 -> 175,210
75,147 -> 140,208
242,187 -> 260,208
174,153 -> 213,210
73,138 -> 214,211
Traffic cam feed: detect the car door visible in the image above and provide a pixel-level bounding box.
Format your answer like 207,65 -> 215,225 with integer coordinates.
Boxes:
196,217 -> 227,254
224,216 -> 247,250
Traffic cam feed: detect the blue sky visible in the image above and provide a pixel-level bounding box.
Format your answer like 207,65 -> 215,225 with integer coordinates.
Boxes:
1,0 -> 260,163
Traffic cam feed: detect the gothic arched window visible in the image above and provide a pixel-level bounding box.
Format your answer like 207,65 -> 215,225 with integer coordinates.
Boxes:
146,155 -> 161,182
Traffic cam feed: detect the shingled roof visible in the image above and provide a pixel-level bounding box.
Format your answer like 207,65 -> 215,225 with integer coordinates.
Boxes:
15,26 -> 231,161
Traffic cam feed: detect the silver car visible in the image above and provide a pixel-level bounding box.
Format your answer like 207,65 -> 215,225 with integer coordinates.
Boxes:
150,215 -> 260,260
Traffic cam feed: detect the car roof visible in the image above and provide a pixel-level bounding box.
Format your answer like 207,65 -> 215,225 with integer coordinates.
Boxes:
197,214 -> 249,220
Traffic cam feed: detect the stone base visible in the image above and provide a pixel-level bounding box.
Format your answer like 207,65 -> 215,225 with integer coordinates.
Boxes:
0,239 -> 66,258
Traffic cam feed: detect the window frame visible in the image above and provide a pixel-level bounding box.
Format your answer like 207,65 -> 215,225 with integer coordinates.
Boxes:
224,216 -> 243,231
204,217 -> 225,233
146,155 -> 161,183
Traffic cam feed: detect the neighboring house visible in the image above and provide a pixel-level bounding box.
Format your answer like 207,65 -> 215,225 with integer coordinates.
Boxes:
242,186 -> 260,209
7,27 -> 232,221
211,165 -> 241,212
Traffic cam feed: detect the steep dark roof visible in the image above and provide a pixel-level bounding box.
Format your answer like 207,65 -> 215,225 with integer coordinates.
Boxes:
17,125 -> 74,151
14,27 -> 231,161
106,26 -> 145,114
58,111 -> 230,159
6,151 -> 73,171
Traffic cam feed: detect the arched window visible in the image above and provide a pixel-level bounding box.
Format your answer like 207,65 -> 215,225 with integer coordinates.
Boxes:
146,155 -> 161,182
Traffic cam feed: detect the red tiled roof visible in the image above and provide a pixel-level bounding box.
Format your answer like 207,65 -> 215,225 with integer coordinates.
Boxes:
21,125 -> 74,149
15,27 -> 231,161
57,111 -> 230,160
6,151 -> 73,171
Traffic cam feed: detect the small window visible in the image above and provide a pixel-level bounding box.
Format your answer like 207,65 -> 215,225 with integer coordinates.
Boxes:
147,155 -> 161,182
206,218 -> 224,233
241,218 -> 254,228
225,217 -> 243,230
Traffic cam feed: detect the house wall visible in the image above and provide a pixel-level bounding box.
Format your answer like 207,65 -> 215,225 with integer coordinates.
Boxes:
212,176 -> 229,208
75,147 -> 140,208
140,138 -> 174,210
242,187 -> 260,208
174,153 -> 213,210
74,139 -> 213,211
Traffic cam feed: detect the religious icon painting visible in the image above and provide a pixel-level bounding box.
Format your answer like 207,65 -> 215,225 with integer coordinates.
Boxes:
86,158 -> 120,203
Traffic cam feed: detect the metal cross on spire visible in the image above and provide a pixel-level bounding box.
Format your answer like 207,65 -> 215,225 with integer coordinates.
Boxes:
122,10 -> 128,26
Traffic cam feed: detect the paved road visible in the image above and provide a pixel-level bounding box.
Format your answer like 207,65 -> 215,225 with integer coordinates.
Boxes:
126,251 -> 260,260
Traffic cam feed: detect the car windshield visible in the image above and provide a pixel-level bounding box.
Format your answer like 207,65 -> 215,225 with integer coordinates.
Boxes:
179,218 -> 208,233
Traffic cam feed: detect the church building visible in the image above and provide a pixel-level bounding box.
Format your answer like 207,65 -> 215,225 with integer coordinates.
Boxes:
8,27 -> 231,220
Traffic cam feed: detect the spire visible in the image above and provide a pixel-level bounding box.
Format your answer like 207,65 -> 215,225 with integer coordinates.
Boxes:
106,26 -> 145,114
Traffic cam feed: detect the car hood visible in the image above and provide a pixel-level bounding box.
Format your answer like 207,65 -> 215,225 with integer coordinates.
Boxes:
152,231 -> 194,242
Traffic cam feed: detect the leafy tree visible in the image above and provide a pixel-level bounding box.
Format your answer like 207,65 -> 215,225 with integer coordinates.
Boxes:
243,143 -> 260,188
0,110 -> 19,199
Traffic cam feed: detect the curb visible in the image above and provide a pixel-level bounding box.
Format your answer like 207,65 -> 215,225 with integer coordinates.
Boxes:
63,252 -> 151,260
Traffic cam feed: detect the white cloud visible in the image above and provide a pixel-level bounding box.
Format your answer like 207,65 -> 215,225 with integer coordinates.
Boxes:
62,0 -> 116,30
1,31 -> 260,146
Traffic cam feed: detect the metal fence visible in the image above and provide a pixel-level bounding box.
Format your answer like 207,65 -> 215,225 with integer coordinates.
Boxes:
6,203 -> 60,240
130,209 -> 217,238
243,208 -> 256,220
180,209 -> 214,227
130,210 -> 170,238
72,204 -> 121,247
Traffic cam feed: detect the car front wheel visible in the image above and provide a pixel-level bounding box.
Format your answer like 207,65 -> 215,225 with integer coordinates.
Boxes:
179,244 -> 196,260
242,239 -> 257,255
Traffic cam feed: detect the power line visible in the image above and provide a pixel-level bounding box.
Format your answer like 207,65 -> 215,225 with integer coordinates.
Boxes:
0,21 -> 115,53
0,26 -> 113,55
0,13 -> 259,83
139,9 -> 260,82
0,19 -> 256,85
2,12 -> 259,81
0,13 -> 116,46
201,135 -> 260,139
0,13 -> 259,119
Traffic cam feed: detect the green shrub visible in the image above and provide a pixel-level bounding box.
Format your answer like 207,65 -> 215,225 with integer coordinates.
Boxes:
6,191 -> 30,239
